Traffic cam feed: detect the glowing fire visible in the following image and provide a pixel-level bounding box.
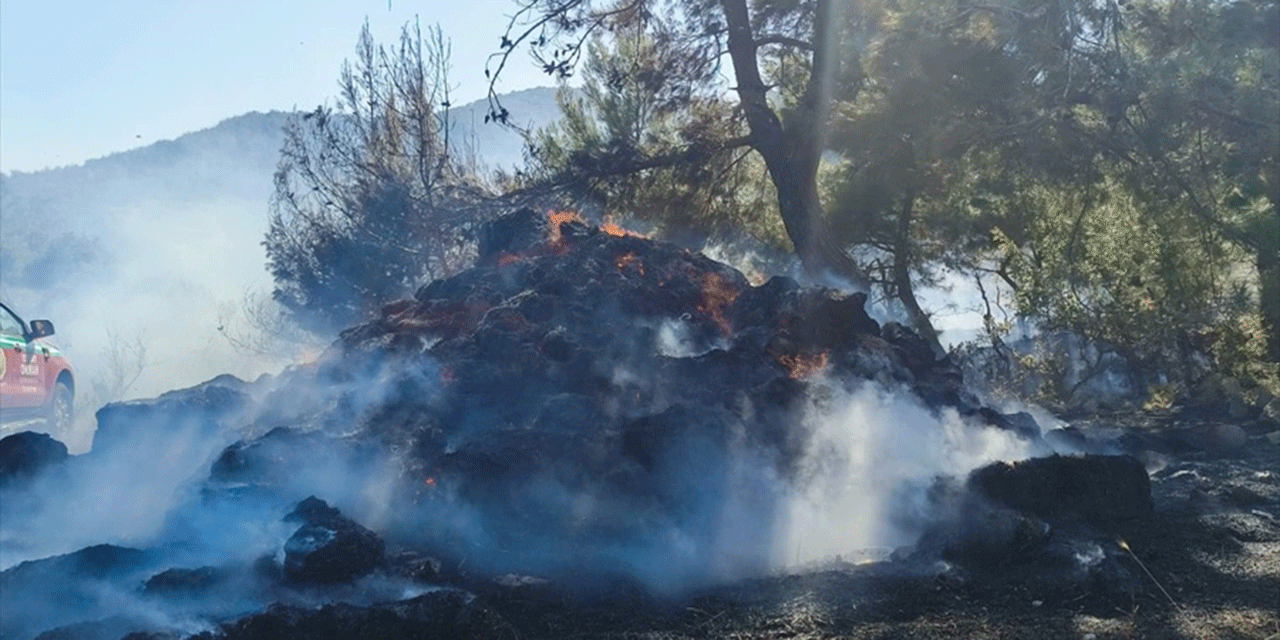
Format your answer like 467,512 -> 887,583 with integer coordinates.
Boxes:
423,476 -> 437,488
545,209 -> 584,248
615,252 -> 645,275
547,210 -> 645,244
696,272 -> 739,336
778,351 -> 830,379
601,216 -> 645,238
497,252 -> 521,267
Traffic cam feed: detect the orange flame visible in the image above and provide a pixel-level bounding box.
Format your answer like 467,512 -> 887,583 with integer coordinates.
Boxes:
545,209 -> 584,249
601,216 -> 645,238
423,476 -> 437,488
697,272 -> 739,337
497,252 -> 521,267
778,352 -> 830,379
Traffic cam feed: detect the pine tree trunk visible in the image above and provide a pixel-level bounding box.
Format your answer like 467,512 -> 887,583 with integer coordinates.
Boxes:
1259,250 -> 1280,362
892,194 -> 944,356
720,0 -> 869,290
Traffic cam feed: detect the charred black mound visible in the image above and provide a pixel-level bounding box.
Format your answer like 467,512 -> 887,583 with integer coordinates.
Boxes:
193,207 -> 1036,584
190,590 -> 515,640
279,497 -> 386,586
0,431 -> 67,487
4,208 -> 1100,640
142,566 -> 231,596
33,617 -> 162,640
910,454 -> 1154,603
1,545 -> 157,640
93,375 -> 250,454
969,454 -> 1153,527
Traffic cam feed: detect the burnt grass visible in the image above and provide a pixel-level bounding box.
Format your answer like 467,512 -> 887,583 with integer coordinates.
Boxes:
476,410 -> 1280,640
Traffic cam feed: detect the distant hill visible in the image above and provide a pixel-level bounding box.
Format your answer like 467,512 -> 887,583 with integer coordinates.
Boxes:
450,86 -> 566,171
0,86 -> 562,291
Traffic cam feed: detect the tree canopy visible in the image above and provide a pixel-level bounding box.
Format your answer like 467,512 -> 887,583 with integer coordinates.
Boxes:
267,21 -> 492,333
485,0 -> 1278,400
252,0 -> 1279,406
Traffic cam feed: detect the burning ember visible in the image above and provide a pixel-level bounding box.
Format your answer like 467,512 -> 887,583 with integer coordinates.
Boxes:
777,351 -> 830,379
615,252 -> 645,275
695,271 -> 740,337
600,216 -> 644,238
545,209 -> 584,250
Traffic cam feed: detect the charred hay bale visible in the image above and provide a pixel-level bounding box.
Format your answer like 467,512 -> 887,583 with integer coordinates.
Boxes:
476,206 -> 549,265
1,545 -> 157,640
142,566 -> 229,596
838,334 -> 911,382
912,481 -> 1053,568
92,376 -> 249,454
726,275 -> 802,328
909,455 -> 1151,580
728,278 -> 880,352
1,544 -> 153,586
784,290 -> 880,351
881,322 -> 937,374
742,376 -> 813,474
968,454 -> 1153,526
119,632 -> 183,640
387,550 -> 451,585
1179,422 -> 1250,453
0,431 -> 68,487
280,497 -> 386,586
33,617 -> 166,640
203,590 -> 514,640
209,428 -> 368,487
1044,425 -> 1091,452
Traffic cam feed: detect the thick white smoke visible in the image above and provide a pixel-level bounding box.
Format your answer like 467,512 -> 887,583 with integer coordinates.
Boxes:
771,379 -> 1034,569
2,195 -> 310,452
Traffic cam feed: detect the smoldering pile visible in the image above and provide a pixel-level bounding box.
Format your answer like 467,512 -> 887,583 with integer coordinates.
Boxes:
0,208 -> 1156,640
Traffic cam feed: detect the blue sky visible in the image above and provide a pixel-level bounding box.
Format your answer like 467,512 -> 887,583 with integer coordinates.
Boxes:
0,0 -> 550,172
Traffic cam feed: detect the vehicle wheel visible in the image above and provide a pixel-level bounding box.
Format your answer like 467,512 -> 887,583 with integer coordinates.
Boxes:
45,382 -> 74,442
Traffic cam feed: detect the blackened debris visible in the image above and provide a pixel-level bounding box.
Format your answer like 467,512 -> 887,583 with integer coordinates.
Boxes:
0,431 -> 68,487
280,496 -> 386,586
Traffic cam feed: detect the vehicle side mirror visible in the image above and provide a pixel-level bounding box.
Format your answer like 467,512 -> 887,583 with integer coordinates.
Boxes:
26,319 -> 55,340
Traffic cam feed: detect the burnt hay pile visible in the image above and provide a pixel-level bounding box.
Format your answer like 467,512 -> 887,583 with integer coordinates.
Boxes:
0,208 -> 1164,640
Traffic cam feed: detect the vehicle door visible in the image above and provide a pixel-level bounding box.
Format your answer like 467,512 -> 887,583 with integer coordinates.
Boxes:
0,305 -> 45,408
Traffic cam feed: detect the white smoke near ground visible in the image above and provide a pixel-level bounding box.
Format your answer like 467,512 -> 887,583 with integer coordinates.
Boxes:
0,324 -> 1044,638
0,391 -> 253,569
0,361 -> 452,640
2,197 -> 1047,637
699,241 -> 803,287
771,378 -> 1034,569
0,355 -> 416,571
2,195 -> 317,452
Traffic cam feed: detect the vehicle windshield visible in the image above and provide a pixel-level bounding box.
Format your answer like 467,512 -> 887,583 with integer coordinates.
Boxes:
0,305 -> 26,338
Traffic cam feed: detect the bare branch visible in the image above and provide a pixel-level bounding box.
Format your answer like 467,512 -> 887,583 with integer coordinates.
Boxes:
753,34 -> 813,51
